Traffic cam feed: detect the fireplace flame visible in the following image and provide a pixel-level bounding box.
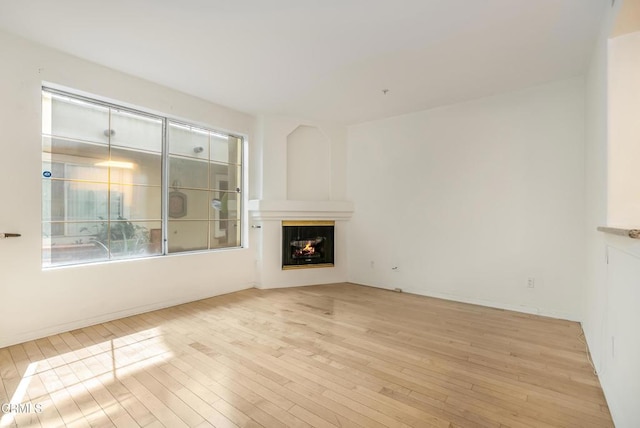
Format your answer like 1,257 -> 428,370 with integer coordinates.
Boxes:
302,241 -> 315,255
291,237 -> 323,258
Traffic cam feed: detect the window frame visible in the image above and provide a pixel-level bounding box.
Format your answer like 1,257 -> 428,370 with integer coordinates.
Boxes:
41,86 -> 245,268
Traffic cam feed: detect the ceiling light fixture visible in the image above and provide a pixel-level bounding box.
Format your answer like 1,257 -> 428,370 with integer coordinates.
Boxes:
95,160 -> 135,169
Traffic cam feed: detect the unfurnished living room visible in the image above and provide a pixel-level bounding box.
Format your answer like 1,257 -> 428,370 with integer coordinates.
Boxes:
0,1 -> 639,427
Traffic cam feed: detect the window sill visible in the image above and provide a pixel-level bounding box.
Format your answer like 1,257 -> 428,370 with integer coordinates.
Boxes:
597,226 -> 640,239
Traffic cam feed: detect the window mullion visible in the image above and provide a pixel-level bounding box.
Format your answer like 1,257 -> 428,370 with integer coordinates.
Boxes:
161,118 -> 169,256
107,107 -> 112,260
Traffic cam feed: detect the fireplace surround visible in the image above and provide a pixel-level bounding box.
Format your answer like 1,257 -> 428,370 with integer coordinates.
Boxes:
282,220 -> 335,269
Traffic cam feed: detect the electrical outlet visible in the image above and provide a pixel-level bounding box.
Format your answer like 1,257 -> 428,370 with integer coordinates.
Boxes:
527,278 -> 535,288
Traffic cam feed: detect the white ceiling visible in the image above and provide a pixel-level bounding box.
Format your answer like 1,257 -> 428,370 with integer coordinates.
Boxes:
0,0 -> 608,125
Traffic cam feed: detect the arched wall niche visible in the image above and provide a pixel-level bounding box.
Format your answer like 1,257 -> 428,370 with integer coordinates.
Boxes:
286,125 -> 331,201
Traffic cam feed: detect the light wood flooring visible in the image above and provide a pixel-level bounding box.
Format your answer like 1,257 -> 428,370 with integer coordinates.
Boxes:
0,283 -> 613,427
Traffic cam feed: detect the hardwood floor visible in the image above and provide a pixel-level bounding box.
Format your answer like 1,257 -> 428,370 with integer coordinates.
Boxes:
0,283 -> 613,427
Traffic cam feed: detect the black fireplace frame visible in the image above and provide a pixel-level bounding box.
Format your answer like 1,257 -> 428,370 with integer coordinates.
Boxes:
282,220 -> 335,269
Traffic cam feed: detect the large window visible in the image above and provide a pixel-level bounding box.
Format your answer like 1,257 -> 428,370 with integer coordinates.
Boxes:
41,88 -> 243,267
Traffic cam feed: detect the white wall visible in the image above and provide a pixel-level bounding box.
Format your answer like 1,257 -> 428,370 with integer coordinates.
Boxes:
347,78 -> 586,320
287,125 -> 331,201
254,114 -> 347,202
584,2 -> 640,425
0,30 -> 256,348
608,31 -> 640,227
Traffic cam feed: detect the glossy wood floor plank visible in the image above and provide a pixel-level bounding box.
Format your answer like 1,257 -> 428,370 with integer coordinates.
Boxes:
0,283 -> 613,427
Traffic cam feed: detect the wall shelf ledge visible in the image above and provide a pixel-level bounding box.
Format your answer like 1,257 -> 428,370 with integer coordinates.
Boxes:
248,199 -> 354,221
597,226 -> 640,239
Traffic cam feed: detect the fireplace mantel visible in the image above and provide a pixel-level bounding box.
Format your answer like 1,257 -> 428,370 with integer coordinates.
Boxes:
248,199 -> 354,220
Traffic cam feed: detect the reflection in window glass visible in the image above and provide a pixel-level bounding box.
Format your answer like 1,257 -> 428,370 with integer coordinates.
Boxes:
42,89 -> 243,267
167,121 -> 242,254
169,156 -> 209,189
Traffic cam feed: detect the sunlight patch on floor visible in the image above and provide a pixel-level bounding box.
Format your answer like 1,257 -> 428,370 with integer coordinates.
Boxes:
0,327 -> 173,427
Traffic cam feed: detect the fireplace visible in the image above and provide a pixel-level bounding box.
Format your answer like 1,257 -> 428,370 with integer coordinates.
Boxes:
282,220 -> 335,269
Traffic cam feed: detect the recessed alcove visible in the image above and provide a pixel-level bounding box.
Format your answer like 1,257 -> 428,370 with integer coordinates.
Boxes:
286,125 -> 330,201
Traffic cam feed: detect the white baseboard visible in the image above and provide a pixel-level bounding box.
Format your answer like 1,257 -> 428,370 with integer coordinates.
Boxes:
2,281 -> 581,349
351,282 -> 582,322
0,283 -> 253,349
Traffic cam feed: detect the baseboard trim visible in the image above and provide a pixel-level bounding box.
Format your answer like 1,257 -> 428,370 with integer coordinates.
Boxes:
0,284 -> 253,349
2,281 -> 582,349
349,282 -> 581,322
